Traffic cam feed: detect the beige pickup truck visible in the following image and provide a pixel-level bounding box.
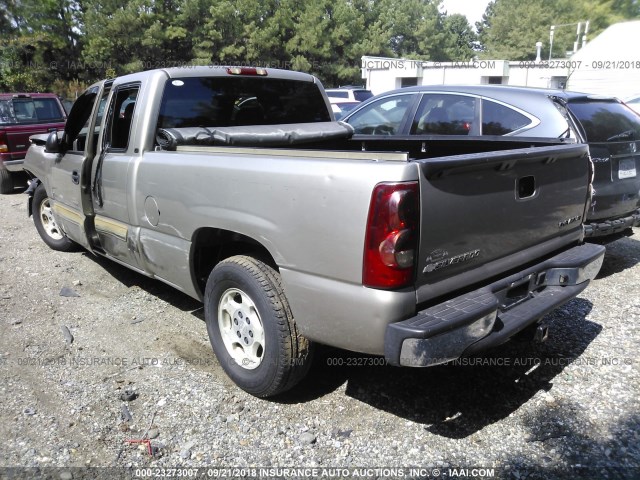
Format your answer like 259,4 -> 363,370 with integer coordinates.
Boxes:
24,66 -> 604,396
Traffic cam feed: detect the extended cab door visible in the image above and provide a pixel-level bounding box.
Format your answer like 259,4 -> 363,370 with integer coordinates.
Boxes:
48,83 -> 106,249
90,83 -> 143,270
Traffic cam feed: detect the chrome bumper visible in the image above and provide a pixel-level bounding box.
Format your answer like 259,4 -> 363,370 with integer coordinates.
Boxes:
385,243 -> 605,367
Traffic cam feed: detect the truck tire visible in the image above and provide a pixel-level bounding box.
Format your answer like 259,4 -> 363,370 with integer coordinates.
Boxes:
0,168 -> 13,194
32,184 -> 77,252
204,255 -> 313,397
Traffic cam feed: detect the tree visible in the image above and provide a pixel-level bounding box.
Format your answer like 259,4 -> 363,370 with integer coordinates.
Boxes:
440,13 -> 477,60
477,0 -> 640,60
2,0 -> 635,94
82,0 -> 203,76
0,0 -> 83,91
284,0 -> 367,83
476,0 -> 574,60
363,0 -> 446,59
475,0 -> 495,53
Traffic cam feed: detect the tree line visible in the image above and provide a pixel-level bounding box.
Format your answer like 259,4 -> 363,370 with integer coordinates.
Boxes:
0,0 -> 638,98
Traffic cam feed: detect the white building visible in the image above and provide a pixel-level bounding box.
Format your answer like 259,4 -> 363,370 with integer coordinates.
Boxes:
361,20 -> 640,99
567,20 -> 640,98
361,57 -> 569,95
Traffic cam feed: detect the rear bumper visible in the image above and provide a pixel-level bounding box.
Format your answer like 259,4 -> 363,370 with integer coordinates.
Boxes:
584,209 -> 640,238
384,243 -> 605,367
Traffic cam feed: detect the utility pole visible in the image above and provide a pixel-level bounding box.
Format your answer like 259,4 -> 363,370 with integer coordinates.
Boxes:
549,21 -> 589,60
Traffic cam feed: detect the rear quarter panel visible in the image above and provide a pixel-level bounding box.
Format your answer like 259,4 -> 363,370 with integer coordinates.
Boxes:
130,150 -> 419,353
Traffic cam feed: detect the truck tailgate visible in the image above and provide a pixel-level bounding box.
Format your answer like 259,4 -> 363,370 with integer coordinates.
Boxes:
413,144 -> 591,303
6,124 -> 61,159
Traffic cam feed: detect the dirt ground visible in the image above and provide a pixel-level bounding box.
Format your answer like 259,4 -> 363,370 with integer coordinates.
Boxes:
0,187 -> 639,479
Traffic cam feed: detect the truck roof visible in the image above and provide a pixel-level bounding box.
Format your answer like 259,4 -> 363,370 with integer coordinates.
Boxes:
0,93 -> 62,99
110,66 -> 320,88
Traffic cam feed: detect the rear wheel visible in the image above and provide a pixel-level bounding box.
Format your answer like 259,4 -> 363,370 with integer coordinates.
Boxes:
0,168 -> 13,194
204,255 -> 313,397
32,184 -> 77,252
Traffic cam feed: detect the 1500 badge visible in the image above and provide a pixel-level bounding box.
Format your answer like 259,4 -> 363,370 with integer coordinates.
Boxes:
424,249 -> 481,273
558,215 -> 582,228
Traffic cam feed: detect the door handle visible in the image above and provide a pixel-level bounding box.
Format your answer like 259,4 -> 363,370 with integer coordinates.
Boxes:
71,170 -> 80,185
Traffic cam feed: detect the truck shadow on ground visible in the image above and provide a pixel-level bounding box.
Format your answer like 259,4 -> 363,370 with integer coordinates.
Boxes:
82,252 -> 203,313
287,298 -> 600,439
594,234 -> 640,278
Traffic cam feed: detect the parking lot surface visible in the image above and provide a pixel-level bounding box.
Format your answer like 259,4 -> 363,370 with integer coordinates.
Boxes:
0,191 -> 638,479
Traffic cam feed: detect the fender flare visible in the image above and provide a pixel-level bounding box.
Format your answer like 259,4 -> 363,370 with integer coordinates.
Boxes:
25,177 -> 41,217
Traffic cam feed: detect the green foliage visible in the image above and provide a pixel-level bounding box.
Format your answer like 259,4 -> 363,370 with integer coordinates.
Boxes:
477,0 -> 640,60
441,14 -> 477,60
0,0 -> 82,91
0,0 -> 635,94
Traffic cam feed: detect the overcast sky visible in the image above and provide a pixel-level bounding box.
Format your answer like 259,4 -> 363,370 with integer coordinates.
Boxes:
440,0 -> 492,27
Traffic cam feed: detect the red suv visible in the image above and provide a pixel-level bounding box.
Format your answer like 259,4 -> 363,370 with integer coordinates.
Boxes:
0,93 -> 67,193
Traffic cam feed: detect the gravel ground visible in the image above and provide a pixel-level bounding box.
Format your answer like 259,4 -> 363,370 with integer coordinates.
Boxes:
0,188 -> 639,480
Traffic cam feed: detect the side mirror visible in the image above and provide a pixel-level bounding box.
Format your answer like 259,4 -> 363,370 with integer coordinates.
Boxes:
45,130 -> 60,153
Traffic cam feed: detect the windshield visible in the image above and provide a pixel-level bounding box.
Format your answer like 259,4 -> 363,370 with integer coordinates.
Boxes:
568,100 -> 640,142
0,97 -> 65,125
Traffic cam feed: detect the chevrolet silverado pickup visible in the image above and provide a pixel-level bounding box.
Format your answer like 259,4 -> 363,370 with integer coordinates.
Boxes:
23,66 -> 605,397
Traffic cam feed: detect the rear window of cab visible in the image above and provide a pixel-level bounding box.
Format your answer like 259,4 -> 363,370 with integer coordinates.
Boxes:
0,97 -> 65,125
157,77 -> 331,129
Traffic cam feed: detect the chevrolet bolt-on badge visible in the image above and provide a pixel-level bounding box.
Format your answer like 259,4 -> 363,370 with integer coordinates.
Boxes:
424,249 -> 481,273
558,215 -> 582,228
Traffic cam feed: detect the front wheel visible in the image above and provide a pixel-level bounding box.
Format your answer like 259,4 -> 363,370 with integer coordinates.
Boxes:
204,255 -> 313,397
32,184 -> 77,252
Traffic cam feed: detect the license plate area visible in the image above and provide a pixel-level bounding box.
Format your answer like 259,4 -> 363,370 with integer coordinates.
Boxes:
619,158 -> 637,179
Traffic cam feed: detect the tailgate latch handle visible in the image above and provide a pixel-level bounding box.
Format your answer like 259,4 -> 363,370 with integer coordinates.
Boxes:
517,175 -> 536,199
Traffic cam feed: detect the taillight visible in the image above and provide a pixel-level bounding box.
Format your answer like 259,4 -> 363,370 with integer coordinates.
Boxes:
0,132 -> 8,153
363,181 -> 419,289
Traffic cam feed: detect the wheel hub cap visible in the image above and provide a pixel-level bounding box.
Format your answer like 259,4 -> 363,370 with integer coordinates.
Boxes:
218,288 -> 265,370
40,199 -> 64,240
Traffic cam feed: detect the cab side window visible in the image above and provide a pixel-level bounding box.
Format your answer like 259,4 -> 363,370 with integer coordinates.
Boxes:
63,86 -> 99,153
105,86 -> 139,150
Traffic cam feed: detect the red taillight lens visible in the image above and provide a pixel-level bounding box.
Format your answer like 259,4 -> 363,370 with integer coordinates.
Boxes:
363,181 -> 419,289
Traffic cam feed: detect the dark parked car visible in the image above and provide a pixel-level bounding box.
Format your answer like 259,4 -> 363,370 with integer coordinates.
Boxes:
625,94 -> 640,115
0,93 -> 67,193
343,85 -> 640,239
